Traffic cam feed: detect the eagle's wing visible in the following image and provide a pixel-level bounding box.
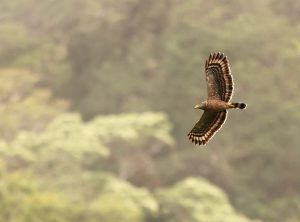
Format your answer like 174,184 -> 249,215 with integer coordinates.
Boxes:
188,110 -> 227,145
206,52 -> 233,102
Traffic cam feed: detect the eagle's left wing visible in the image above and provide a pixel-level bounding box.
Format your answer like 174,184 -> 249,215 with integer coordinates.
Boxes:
188,110 -> 227,145
206,52 -> 233,102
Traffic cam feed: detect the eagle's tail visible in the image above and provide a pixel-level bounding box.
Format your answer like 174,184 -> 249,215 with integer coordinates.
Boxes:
231,102 -> 247,109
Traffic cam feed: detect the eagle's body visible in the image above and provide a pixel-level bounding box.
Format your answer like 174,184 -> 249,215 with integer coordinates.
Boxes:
188,52 -> 246,145
205,100 -> 232,111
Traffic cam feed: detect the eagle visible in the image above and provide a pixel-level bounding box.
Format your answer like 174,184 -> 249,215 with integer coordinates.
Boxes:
188,52 -> 246,145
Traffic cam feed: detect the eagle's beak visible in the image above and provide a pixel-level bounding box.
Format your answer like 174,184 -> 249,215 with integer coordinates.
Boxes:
194,104 -> 201,109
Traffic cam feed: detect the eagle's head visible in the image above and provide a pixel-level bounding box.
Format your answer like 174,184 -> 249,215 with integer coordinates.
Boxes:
194,101 -> 207,110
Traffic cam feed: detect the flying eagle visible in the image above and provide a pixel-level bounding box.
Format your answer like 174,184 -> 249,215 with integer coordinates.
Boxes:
188,52 -> 246,145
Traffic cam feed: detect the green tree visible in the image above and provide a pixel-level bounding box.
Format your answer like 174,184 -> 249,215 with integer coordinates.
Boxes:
156,177 -> 259,222
0,160 -> 71,222
86,173 -> 158,222
0,159 -> 158,222
2,112 -> 173,188
0,69 -> 68,140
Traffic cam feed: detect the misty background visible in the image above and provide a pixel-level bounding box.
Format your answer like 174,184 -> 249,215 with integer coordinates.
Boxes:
0,0 -> 299,221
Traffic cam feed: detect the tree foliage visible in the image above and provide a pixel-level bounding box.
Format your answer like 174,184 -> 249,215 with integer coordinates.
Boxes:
0,68 -> 68,140
156,178 -> 259,222
0,111 -> 254,221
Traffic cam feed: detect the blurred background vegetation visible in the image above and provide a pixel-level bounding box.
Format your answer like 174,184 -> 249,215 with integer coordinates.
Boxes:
0,0 -> 300,221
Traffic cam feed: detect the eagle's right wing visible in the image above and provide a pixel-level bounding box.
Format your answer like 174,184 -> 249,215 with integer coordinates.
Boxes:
188,110 -> 227,145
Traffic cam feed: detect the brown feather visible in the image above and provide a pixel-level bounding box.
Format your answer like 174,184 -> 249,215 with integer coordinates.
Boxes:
205,52 -> 233,102
187,111 -> 227,145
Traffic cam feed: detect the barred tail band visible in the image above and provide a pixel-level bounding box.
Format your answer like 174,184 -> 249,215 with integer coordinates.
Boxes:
231,102 -> 247,109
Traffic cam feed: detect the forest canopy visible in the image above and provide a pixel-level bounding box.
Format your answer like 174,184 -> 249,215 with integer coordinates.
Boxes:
0,0 -> 300,221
